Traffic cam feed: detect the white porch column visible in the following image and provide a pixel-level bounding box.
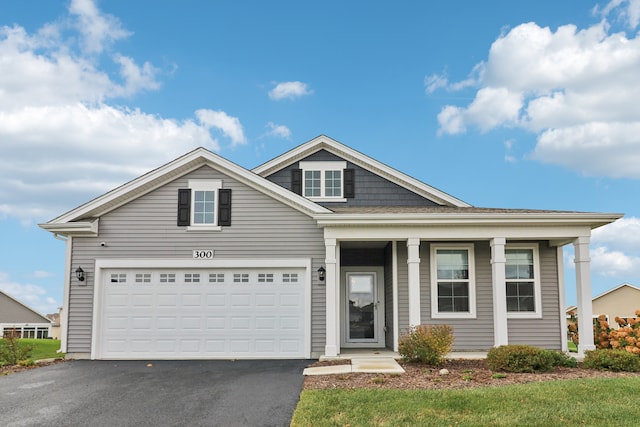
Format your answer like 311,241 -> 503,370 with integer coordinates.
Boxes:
574,236 -> 595,352
490,237 -> 508,346
324,238 -> 339,357
407,238 -> 421,327
392,241 -> 399,352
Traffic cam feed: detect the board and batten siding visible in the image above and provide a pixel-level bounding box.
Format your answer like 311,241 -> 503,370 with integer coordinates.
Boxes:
265,150 -> 440,207
67,166 -> 326,355
507,242 -> 562,349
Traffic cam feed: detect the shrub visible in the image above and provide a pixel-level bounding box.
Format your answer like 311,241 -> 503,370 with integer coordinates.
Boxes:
571,309 -> 640,355
0,334 -> 34,365
548,349 -> 578,368
486,345 -> 574,373
583,349 -> 640,372
398,324 -> 454,365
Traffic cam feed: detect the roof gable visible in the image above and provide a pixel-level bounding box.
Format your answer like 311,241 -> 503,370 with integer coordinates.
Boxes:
593,283 -> 640,302
252,135 -> 471,207
0,291 -> 51,324
41,147 -> 331,233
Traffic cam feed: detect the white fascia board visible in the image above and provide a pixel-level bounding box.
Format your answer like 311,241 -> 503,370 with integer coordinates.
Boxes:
253,135 -> 471,207
39,219 -> 99,236
43,147 -> 329,228
321,224 -> 597,242
314,212 -> 623,228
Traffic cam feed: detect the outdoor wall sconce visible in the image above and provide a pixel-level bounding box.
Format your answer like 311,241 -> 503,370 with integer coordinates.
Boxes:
317,266 -> 326,281
75,266 -> 85,282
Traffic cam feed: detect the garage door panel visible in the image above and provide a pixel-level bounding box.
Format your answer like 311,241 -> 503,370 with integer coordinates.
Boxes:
206,294 -> 226,306
255,294 -> 276,307
99,267 -> 306,359
230,294 -> 251,306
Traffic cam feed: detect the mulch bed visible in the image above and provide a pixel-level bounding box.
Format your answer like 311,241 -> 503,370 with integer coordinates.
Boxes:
303,358 -> 640,390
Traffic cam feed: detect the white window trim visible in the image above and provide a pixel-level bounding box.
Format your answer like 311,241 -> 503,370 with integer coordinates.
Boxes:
187,179 -> 222,231
505,244 -> 542,319
430,243 -> 476,319
299,160 -> 347,202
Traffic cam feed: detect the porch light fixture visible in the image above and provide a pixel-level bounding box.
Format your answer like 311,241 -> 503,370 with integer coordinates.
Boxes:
75,266 -> 85,282
317,266 -> 326,281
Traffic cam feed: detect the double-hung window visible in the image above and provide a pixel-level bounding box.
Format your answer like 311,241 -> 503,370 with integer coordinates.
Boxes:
177,179 -> 230,231
299,161 -> 347,201
505,245 -> 541,318
431,244 -> 476,319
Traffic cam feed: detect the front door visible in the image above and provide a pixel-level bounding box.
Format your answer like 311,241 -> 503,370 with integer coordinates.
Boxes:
342,268 -> 385,347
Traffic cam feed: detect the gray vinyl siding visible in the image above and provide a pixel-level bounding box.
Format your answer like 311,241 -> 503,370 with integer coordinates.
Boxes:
265,150 -> 440,207
67,165 -> 326,355
507,243 -> 562,350
394,240 -> 561,351
419,242 -> 495,351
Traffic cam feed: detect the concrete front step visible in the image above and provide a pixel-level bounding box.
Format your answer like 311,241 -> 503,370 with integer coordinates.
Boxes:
303,357 -> 405,376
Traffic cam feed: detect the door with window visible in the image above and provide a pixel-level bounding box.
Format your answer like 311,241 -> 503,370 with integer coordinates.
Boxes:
341,267 -> 385,347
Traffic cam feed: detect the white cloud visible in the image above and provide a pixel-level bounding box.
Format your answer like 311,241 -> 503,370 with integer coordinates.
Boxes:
0,0 -> 242,223
565,217 -> 640,281
69,0 -> 131,54
429,1 -> 640,179
592,217 -> 640,252
196,109 -> 247,147
265,122 -> 291,139
590,246 -> 640,277
0,272 -> 59,315
268,81 -> 313,100
32,271 -> 56,279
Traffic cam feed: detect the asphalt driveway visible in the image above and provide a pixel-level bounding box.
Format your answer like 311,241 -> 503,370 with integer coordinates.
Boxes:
0,359 -> 310,427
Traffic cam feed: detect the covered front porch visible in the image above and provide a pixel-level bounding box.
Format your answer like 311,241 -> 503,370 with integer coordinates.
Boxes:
315,209 -> 617,359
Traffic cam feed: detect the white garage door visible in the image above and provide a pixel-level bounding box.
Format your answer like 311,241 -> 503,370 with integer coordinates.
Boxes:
97,266 -> 307,359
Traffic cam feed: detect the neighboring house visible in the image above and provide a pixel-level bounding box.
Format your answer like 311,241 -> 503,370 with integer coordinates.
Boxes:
46,309 -> 62,339
39,135 -> 622,360
0,290 -> 52,339
567,283 -> 640,329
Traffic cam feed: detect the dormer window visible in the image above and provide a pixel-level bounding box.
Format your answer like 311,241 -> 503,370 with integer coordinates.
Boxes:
294,161 -> 354,201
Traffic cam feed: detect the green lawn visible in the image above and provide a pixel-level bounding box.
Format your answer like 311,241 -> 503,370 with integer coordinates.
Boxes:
292,377 -> 640,427
568,341 -> 578,352
0,339 -> 64,361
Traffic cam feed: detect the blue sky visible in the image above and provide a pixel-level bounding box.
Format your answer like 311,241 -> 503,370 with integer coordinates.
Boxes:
2,0 -> 640,315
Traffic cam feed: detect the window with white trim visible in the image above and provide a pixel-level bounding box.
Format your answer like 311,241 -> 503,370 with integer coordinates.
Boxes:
299,161 -> 346,200
187,179 -> 222,230
431,244 -> 476,319
505,245 -> 541,318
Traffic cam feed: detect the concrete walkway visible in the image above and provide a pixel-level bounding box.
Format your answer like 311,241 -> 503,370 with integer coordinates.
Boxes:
303,357 -> 405,376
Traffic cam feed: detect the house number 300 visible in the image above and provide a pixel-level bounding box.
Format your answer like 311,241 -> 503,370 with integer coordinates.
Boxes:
193,250 -> 214,259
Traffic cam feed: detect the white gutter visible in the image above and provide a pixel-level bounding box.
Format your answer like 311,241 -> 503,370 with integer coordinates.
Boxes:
314,212 -> 623,229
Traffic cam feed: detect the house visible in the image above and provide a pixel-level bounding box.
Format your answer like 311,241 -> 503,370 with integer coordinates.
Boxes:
567,283 -> 640,329
46,309 -> 62,339
39,135 -> 622,360
0,290 -> 52,339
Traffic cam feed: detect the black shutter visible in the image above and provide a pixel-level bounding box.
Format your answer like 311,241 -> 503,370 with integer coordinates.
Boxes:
344,168 -> 355,198
177,189 -> 191,226
218,189 -> 232,226
291,169 -> 302,195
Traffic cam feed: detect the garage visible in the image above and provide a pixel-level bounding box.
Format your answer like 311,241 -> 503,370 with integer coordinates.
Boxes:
92,261 -> 310,359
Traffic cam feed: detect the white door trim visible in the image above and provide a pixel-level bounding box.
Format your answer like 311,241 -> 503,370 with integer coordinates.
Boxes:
340,266 -> 385,348
91,258 -> 312,359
